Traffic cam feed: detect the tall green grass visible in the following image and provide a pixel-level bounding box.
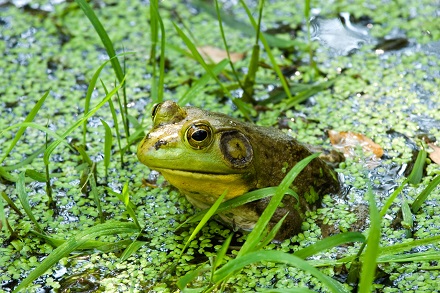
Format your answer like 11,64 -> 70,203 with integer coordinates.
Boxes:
75,0 -> 130,138
12,222 -> 140,293
149,0 -> 166,103
1,1 -> 439,292
0,6 -> 131,287
177,155 -> 359,292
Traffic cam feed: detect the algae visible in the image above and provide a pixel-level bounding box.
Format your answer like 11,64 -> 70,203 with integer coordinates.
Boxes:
0,0 -> 439,292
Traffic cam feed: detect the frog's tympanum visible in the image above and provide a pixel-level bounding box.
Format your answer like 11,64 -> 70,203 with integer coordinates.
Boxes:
137,101 -> 340,240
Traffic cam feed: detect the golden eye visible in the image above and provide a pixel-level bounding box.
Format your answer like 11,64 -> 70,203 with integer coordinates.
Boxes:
185,122 -> 213,149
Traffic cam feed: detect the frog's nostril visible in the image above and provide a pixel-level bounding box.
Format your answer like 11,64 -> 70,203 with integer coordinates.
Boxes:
154,139 -> 168,150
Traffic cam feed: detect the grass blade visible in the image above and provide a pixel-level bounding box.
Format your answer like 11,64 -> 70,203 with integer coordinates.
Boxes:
407,149 -> 427,185
255,213 -> 288,249
180,191 -> 227,255
75,0 -> 130,138
178,59 -> 229,105
0,166 -> 18,182
120,240 -> 147,262
1,191 -> 23,216
150,0 -> 166,103
281,79 -> 336,110
238,153 -> 319,257
101,80 -> 124,166
0,90 -> 49,163
177,186 -> 280,227
177,263 -> 211,291
358,188 -> 381,293
82,59 -> 111,144
74,0 -> 124,83
411,174 -> 440,213
214,0 -> 243,93
381,147 -> 429,216
13,221 -> 139,292
16,172 -> 43,233
377,251 -> 440,263
378,235 -> 440,257
241,0 -> 264,102
240,0 -> 293,102
304,0 -> 317,77
0,195 -> 7,232
213,233 -> 233,273
25,169 -> 46,182
30,230 -> 132,252
106,183 -> 140,229
89,171 -> 104,223
100,119 -> 112,178
265,289 -> 316,293
401,197 -> 413,232
379,178 -> 407,217
121,182 -> 141,228
212,250 -> 349,293
293,232 -> 366,259
149,1 -> 159,102
242,44 -> 259,102
172,22 -> 251,117
1,122 -> 74,153
2,144 -> 45,171
43,76 -> 125,165
192,0 -> 294,49
74,144 -> 93,167
114,85 -> 130,145
172,23 -> 229,95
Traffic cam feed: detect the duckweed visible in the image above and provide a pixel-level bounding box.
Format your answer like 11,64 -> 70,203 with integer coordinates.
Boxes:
1,0 -> 439,292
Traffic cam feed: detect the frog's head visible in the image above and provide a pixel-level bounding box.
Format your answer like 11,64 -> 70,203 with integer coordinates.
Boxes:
137,101 -> 256,204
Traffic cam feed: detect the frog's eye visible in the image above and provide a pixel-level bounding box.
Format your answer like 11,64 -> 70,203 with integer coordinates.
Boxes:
151,103 -> 161,119
185,122 -> 214,149
151,101 -> 187,127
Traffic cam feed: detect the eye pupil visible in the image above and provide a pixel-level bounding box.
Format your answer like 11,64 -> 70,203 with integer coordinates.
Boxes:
192,129 -> 208,141
185,122 -> 213,149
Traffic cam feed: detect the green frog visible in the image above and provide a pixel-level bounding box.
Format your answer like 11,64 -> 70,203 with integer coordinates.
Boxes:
137,101 -> 340,240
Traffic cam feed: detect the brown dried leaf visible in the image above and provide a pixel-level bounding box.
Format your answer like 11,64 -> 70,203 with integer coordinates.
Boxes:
428,143 -> 440,165
198,46 -> 245,63
328,130 -> 384,159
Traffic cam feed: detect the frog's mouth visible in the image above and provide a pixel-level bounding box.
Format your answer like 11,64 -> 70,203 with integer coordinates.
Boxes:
154,167 -> 240,176
154,168 -> 251,200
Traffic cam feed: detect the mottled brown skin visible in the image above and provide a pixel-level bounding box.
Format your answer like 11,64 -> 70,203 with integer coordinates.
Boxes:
221,122 -> 340,240
137,101 -> 340,240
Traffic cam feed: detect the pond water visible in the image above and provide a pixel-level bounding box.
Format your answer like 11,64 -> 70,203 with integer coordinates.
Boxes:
0,0 -> 439,292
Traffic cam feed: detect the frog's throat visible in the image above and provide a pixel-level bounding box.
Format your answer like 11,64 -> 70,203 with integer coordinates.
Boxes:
154,168 -> 251,202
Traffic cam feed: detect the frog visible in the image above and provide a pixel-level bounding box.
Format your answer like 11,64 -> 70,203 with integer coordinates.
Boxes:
137,101 -> 340,240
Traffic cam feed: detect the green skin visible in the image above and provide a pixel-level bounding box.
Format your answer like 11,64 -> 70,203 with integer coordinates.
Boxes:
137,101 -> 340,240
